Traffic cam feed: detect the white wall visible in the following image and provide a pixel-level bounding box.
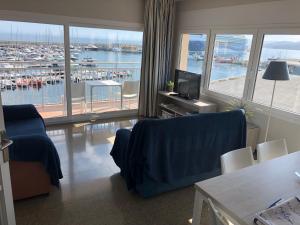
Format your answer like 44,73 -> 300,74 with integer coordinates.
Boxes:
177,0 -> 300,29
0,0 -> 144,24
252,112 -> 300,152
175,0 -> 300,152
177,0 -> 280,11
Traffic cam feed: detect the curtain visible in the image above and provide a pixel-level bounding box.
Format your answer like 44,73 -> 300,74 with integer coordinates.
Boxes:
138,0 -> 175,117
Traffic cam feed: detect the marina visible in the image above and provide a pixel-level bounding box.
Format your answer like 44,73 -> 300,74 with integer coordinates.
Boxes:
2,38 -> 300,118
0,41 -> 142,118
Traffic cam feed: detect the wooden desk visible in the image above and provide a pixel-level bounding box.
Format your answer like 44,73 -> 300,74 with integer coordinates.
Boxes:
192,151 -> 300,225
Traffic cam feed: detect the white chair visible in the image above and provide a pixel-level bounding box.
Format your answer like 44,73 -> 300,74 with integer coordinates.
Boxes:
122,80 -> 140,109
221,147 -> 254,174
257,139 -> 288,163
71,82 -> 86,113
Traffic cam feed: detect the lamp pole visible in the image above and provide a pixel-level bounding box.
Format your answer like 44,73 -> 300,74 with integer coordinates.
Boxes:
265,80 -> 276,142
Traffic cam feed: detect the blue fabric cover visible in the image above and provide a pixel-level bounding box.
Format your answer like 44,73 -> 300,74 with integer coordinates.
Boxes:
110,110 -> 247,197
3,105 -> 63,187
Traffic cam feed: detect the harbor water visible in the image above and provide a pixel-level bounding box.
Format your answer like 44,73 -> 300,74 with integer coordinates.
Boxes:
1,47 -> 300,106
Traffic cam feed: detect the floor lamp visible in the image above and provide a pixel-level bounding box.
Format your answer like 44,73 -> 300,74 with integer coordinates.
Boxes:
263,61 -> 290,142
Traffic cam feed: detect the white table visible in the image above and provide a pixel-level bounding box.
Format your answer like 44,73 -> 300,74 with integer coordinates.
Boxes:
192,151 -> 300,225
86,80 -> 122,112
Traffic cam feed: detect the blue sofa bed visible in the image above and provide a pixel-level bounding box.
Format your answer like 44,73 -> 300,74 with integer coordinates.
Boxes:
3,104 -> 63,200
111,110 -> 246,197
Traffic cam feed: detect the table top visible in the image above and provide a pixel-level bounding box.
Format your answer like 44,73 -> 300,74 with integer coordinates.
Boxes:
195,151 -> 300,225
86,80 -> 121,87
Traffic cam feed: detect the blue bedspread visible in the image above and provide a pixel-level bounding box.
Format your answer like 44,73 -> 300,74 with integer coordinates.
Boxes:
3,105 -> 63,187
111,110 -> 247,196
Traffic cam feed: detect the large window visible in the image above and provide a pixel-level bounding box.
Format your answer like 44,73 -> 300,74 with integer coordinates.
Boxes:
176,30 -> 300,117
208,34 -> 253,98
0,20 -> 65,118
0,19 -> 143,120
69,26 -> 143,115
178,33 -> 207,74
253,35 -> 300,114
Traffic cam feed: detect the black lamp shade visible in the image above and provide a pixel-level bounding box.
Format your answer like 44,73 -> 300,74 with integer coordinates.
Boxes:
262,61 -> 290,81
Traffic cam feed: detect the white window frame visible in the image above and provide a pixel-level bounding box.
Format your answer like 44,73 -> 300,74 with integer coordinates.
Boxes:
203,29 -> 258,101
245,27 -> 300,123
175,25 -> 300,123
176,29 -> 210,96
0,10 -> 144,125
249,28 -> 300,101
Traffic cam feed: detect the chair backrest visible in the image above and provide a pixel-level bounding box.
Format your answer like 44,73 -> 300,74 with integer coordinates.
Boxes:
257,139 -> 288,163
123,80 -> 140,95
207,198 -> 232,225
221,147 -> 254,174
71,82 -> 85,99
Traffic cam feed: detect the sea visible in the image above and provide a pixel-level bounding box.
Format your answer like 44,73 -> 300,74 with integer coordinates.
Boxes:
188,48 -> 300,79
2,47 -> 300,106
1,50 -> 143,106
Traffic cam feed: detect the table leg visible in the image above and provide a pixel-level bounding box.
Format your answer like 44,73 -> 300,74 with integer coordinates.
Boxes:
192,191 -> 205,225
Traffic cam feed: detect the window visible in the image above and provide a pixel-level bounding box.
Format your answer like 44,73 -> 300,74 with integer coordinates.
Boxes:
252,34 -> 300,114
208,34 -> 253,98
178,34 -> 207,74
69,26 -> 143,115
0,20 -> 65,119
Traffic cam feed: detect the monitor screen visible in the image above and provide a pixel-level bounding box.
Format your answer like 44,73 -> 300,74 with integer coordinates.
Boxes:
174,69 -> 201,100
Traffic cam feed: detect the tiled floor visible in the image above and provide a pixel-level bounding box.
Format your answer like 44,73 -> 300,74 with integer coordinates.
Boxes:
14,119 -> 195,225
36,99 -> 138,119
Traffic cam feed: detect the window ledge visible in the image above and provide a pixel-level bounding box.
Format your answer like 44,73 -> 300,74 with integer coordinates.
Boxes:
203,89 -> 300,126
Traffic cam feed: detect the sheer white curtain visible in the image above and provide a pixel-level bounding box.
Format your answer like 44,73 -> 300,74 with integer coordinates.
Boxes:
139,0 -> 175,117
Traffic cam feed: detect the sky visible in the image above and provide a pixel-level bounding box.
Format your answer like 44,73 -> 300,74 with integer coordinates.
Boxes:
265,35 -> 300,42
189,34 -> 207,41
0,20 -> 143,44
1,20 -> 300,44
188,33 -> 300,43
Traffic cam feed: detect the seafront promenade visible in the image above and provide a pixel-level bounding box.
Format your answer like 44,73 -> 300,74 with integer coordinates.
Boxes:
210,73 -> 300,114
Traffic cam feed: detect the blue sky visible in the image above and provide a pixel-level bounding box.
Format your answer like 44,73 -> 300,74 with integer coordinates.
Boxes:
1,20 -> 300,44
0,20 -> 143,44
70,26 -> 143,43
265,35 -> 300,42
189,34 -> 207,41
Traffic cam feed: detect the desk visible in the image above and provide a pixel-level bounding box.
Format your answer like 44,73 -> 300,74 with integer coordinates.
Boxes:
157,91 -> 217,117
86,80 -> 122,112
192,151 -> 300,225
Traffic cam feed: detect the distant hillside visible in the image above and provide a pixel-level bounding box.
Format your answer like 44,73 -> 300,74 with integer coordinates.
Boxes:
188,37 -> 248,52
0,33 -> 141,45
264,41 -> 300,50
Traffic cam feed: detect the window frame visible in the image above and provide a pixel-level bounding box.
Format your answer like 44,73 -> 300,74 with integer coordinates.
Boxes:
249,28 -> 300,102
176,30 -> 210,81
245,28 -> 300,123
176,29 -> 210,97
204,28 -> 258,100
200,27 -> 300,123
0,10 -> 144,125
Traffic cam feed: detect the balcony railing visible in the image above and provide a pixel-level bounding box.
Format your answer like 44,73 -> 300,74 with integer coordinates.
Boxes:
0,61 -> 141,118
